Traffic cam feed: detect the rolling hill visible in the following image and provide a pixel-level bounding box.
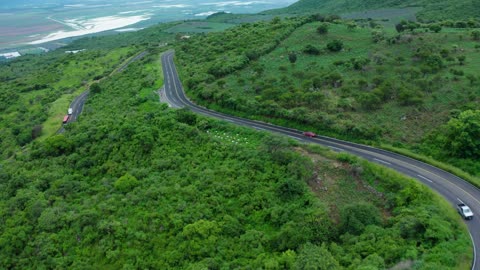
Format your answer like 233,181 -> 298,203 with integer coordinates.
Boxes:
265,0 -> 480,21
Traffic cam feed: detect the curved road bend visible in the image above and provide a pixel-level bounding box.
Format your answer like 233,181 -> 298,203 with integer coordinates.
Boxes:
58,90 -> 89,133
58,50 -> 148,133
162,50 -> 479,269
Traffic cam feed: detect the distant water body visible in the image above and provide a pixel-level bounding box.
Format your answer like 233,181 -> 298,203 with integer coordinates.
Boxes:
0,0 -> 297,50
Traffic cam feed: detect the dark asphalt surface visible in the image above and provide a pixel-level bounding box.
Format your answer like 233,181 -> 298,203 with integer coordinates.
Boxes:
57,90 -> 89,133
116,51 -> 148,73
57,50 -> 148,133
162,50 -> 479,269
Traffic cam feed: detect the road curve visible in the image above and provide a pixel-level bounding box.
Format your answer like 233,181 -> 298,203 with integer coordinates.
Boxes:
58,51 -> 148,134
161,50 -> 479,269
58,90 -> 89,133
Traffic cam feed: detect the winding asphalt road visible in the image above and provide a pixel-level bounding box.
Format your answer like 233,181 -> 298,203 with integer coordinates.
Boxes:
58,51 -> 148,133
58,90 -> 89,133
161,50 -> 479,269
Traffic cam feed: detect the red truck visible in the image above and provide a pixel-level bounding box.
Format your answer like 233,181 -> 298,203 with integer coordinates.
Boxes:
62,115 -> 69,124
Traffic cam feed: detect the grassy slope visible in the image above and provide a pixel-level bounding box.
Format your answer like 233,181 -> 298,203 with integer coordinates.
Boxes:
0,50 -> 471,269
0,10 -> 475,269
0,23 -> 176,159
182,21 -> 479,175
0,48 -> 135,158
265,0 -> 480,21
40,47 -> 135,139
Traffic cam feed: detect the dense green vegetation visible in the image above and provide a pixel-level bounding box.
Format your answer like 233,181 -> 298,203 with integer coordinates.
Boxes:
0,47 -> 135,159
0,49 -> 471,268
0,3 -> 478,268
176,17 -> 480,176
176,16 -> 310,85
0,22 -> 177,160
265,0 -> 480,22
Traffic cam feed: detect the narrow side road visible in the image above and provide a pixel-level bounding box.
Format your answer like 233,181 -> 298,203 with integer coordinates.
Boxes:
161,50 -> 479,269
58,50 -> 147,134
57,90 -> 89,133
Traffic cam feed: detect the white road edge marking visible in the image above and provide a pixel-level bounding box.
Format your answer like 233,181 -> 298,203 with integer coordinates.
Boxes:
373,158 -> 392,165
329,146 -> 344,152
162,50 -> 479,270
470,232 -> 477,270
458,198 -> 465,204
417,174 -> 433,183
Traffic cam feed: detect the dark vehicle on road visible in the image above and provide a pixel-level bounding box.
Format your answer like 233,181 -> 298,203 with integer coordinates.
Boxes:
303,131 -> 316,138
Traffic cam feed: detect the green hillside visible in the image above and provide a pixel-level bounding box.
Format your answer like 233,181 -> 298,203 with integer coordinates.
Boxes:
0,12 -> 476,269
0,49 -> 471,269
175,17 -> 480,177
0,33 -> 470,267
266,0 -> 480,21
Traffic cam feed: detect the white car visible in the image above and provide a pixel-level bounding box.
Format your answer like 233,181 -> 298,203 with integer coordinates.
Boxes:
68,108 -> 73,115
457,203 -> 474,220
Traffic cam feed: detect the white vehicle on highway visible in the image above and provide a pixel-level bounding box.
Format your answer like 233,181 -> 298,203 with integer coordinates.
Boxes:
457,203 -> 474,220
68,108 -> 73,115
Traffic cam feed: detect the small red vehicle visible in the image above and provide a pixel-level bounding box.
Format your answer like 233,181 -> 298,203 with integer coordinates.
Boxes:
303,131 -> 316,138
62,115 -> 69,124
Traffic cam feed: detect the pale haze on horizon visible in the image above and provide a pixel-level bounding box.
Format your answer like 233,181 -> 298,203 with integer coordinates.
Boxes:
0,0 -> 297,50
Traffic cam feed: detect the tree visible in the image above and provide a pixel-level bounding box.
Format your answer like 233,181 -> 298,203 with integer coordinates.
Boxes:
271,16 -> 281,25
277,178 -> 305,200
340,203 -> 382,235
466,74 -> 478,85
31,125 -> 43,140
294,243 -> 340,270
429,24 -> 442,33
175,108 -> 197,125
351,57 -> 371,70
326,40 -> 344,52
395,21 -> 406,33
347,22 -> 357,31
303,45 -> 320,55
90,82 -> 101,94
42,135 -> 74,156
472,30 -> 480,41
395,20 -> 418,33
371,30 -> 386,43
288,52 -> 297,64
114,173 -> 139,193
317,24 -> 328,35
442,110 -> 480,158
457,55 -> 466,65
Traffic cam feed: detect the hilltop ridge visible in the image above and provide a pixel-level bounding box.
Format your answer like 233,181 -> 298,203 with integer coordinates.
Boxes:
265,0 -> 480,21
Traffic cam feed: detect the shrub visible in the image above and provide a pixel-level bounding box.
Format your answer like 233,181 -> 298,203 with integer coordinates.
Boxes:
317,24 -> 329,34
288,52 -> 297,64
114,173 -> 139,193
326,40 -> 344,52
471,30 -> 480,41
303,44 -> 321,55
340,203 -> 382,235
429,24 -> 442,33
442,110 -> 480,158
